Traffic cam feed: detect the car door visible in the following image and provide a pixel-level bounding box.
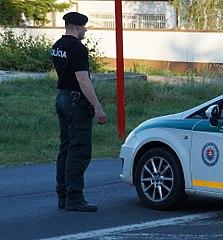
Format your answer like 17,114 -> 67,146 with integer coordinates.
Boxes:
191,118 -> 223,193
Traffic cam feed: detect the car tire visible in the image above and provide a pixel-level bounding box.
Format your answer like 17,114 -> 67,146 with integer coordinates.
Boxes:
135,147 -> 186,210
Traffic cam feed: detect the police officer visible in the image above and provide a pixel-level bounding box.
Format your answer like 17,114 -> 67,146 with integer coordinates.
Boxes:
52,12 -> 106,212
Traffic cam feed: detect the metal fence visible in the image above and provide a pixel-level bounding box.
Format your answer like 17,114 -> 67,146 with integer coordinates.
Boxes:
89,13 -> 166,29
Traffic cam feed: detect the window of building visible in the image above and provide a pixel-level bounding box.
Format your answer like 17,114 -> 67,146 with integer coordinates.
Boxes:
89,13 -> 166,29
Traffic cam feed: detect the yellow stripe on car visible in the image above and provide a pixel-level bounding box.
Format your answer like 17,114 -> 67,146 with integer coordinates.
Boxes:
193,179 -> 223,189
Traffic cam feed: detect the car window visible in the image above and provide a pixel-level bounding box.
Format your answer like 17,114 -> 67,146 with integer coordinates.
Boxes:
188,110 -> 207,119
219,110 -> 223,119
187,99 -> 223,119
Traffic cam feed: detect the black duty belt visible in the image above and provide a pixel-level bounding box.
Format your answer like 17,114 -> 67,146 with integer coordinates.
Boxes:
57,89 -> 87,102
58,89 -> 78,94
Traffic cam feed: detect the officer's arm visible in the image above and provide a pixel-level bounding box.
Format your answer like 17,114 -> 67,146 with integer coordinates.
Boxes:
75,71 -> 106,124
75,71 -> 100,108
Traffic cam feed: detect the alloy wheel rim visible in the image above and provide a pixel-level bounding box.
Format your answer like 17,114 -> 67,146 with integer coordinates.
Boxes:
140,156 -> 174,202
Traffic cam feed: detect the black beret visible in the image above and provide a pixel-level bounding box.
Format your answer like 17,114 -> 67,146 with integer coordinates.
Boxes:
63,12 -> 88,26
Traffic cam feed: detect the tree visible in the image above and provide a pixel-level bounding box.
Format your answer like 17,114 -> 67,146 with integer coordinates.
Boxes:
0,0 -> 70,26
170,0 -> 223,30
0,0 -> 21,26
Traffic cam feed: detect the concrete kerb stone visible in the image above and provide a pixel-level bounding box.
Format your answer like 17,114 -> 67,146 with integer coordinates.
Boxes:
91,73 -> 223,84
146,75 -> 223,84
0,71 -> 147,83
0,71 -> 48,83
0,70 -> 222,84
91,72 -> 147,83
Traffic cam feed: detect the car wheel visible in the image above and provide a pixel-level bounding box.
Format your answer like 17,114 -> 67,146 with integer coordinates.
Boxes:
135,147 -> 186,210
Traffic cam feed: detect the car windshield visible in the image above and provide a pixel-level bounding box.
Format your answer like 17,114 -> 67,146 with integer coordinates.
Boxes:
186,99 -> 223,119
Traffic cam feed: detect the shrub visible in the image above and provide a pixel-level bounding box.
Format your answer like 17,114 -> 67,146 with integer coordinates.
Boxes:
84,37 -> 105,73
0,29 -> 52,71
0,28 -> 105,73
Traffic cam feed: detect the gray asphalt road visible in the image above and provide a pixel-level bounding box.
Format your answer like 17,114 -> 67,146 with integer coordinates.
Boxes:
1,159 -> 223,240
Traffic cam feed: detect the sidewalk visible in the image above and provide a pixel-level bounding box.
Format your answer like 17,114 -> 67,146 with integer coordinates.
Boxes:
0,70 -> 48,82
0,70 -> 222,84
146,75 -> 223,84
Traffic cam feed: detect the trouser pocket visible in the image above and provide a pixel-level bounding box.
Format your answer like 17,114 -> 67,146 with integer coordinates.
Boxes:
87,105 -> 95,117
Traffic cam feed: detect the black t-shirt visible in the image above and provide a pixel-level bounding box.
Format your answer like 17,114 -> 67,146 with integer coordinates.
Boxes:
51,35 -> 89,91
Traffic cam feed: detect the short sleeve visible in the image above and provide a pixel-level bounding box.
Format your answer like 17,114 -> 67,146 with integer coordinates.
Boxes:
71,45 -> 89,72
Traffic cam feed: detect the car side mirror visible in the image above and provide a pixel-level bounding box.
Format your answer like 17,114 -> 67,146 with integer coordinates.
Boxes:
205,105 -> 220,127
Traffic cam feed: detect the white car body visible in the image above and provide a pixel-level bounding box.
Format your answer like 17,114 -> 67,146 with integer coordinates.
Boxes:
120,95 -> 223,203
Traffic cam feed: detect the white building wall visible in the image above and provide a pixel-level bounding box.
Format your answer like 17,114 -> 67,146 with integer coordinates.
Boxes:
55,1 -> 176,28
122,1 -> 176,28
77,1 -> 115,13
88,30 -> 223,63
5,28 -> 223,64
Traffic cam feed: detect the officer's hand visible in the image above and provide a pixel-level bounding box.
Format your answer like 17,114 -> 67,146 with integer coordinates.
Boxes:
94,105 -> 106,124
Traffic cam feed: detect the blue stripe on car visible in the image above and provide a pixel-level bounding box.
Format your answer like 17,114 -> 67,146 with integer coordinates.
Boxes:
134,119 -> 200,134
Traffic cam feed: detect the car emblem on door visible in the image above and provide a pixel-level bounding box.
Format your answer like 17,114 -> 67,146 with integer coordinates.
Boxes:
202,143 -> 219,166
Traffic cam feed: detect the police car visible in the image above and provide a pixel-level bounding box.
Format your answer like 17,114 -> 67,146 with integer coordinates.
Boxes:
120,95 -> 223,210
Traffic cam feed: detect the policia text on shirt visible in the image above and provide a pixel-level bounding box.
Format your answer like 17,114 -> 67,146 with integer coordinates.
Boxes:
51,12 -> 106,212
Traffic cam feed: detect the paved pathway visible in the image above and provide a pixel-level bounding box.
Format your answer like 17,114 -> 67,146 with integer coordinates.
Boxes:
0,71 -> 147,82
0,70 -> 48,82
0,70 -> 222,84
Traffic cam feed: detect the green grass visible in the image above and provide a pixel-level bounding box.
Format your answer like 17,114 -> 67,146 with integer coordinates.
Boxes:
0,76 -> 223,166
126,63 -> 223,78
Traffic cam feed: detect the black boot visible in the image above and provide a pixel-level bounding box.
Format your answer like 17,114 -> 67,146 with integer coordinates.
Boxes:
66,193 -> 97,212
58,195 -> 66,209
